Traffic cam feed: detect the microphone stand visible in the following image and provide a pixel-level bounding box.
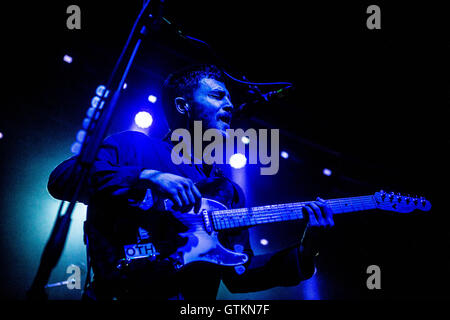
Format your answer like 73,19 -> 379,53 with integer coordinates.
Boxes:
26,0 -> 164,300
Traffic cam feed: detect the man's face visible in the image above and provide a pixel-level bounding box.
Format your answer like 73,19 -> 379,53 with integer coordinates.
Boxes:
190,78 -> 233,136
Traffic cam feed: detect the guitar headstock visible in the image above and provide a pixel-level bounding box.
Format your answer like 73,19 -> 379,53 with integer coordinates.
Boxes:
373,190 -> 431,213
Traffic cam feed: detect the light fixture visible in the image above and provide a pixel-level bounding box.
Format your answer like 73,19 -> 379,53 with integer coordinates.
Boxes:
134,111 -> 153,129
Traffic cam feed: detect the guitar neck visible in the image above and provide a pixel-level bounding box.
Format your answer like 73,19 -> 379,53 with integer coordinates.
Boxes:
211,195 -> 376,231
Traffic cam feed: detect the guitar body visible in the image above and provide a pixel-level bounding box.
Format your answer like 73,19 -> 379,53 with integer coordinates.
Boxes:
169,197 -> 248,268
123,177 -> 248,270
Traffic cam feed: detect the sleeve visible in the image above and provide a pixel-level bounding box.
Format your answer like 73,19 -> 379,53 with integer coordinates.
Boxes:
88,134 -> 151,203
221,242 -> 316,293
47,156 -> 89,204
220,181 -> 316,292
47,132 -> 153,206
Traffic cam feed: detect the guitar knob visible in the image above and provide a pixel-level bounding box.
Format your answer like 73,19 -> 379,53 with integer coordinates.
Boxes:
380,190 -> 386,200
413,197 -> 419,205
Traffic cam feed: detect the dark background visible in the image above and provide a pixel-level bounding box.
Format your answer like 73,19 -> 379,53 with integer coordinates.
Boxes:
0,1 -> 447,300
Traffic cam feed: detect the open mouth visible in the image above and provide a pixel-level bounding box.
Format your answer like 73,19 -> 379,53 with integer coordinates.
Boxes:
217,113 -> 231,126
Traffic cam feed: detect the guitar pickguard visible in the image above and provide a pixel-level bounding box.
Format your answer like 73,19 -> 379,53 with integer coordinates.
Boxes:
124,177 -> 248,271
169,197 -> 248,269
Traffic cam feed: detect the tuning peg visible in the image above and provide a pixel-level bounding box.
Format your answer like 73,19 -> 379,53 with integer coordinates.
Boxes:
420,196 -> 427,207
405,195 -> 411,204
388,192 -> 395,202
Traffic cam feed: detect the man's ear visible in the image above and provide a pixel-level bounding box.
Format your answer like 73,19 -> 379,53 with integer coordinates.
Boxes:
174,97 -> 190,115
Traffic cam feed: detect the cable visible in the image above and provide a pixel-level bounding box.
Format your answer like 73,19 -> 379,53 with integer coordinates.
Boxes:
162,17 -> 294,87
222,69 -> 294,86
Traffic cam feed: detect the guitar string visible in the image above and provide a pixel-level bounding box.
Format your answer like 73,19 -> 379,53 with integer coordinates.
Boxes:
211,196 -> 377,230
171,194 -> 420,230
174,196 -> 378,229
241,196 -> 376,218
212,197 -> 372,229
212,194 -> 424,230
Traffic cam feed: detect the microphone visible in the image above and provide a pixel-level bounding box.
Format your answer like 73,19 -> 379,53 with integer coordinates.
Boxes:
234,85 -> 295,116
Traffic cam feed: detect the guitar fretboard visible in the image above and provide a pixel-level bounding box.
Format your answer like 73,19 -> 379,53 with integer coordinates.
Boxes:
211,195 -> 376,231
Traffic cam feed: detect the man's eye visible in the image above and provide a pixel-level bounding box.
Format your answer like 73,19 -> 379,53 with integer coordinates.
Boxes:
210,92 -> 224,99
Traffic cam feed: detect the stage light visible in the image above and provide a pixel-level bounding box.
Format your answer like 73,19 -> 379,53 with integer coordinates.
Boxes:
148,95 -> 157,103
281,151 -> 289,159
123,83 -> 127,89
71,142 -> 81,154
134,111 -> 153,129
229,153 -> 247,169
323,168 -> 332,176
96,85 -> 107,97
0,132 -> 3,139
260,238 -> 269,246
91,96 -> 100,108
63,55 -> 73,64
241,136 -> 250,144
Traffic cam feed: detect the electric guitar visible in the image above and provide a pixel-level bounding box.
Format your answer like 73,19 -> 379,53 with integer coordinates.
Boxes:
116,177 -> 432,271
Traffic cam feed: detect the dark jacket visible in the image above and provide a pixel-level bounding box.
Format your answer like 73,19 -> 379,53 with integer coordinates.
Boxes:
48,130 -> 311,300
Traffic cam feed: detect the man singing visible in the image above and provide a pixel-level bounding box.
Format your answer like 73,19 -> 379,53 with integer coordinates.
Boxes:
48,64 -> 334,300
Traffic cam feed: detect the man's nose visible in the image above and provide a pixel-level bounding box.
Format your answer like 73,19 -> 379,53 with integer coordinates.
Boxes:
223,97 -> 234,112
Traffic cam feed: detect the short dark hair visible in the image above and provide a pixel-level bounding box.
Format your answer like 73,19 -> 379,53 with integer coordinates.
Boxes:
162,64 -> 225,130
